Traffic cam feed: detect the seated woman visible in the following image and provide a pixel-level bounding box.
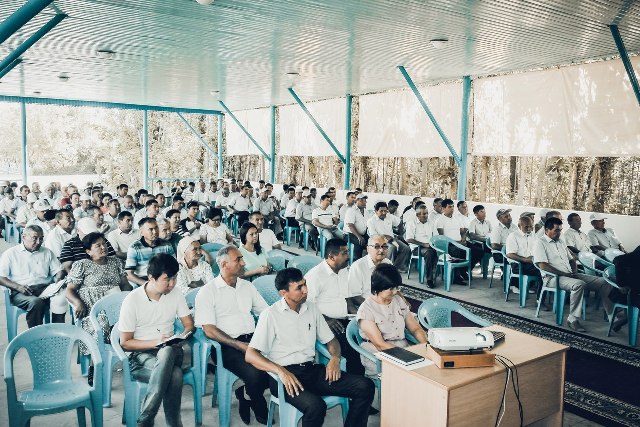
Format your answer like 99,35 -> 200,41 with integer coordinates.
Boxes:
238,222 -> 272,280
176,236 -> 215,294
65,232 -> 132,380
357,263 -> 427,376
200,207 -> 234,245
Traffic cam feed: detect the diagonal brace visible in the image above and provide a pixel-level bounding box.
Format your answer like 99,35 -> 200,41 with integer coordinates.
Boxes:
288,88 -> 346,164
176,112 -> 218,158
398,66 -> 462,165
218,101 -> 271,161
0,58 -> 21,80
610,25 -> 640,107
0,0 -> 54,46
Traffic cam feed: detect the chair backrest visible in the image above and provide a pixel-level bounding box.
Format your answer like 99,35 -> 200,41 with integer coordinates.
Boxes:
417,297 -> 491,329
202,242 -> 225,253
252,274 -> 281,305
578,251 -> 612,272
604,248 -> 624,262
429,235 -> 450,254
289,255 -> 322,275
345,318 -> 364,347
185,287 -> 201,309
5,323 -> 102,388
267,254 -> 287,272
602,265 -> 620,289
89,290 -> 130,348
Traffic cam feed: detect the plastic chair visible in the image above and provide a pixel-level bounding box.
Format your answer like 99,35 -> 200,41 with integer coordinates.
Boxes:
267,254 -> 287,272
486,237 -> 507,289
417,297 -> 491,329
185,287 -> 201,310
4,323 -> 104,427
604,248 -> 624,262
470,239 -> 491,279
69,303 -> 92,378
603,266 -> 639,346
89,291 -> 130,408
253,274 -> 281,305
533,265 -> 585,325
110,322 -> 202,427
407,246 -> 426,284
316,231 -> 327,258
430,235 -> 471,291
503,247 -> 541,307
3,286 -> 50,343
578,251 -> 613,276
345,233 -> 357,266
284,217 -> 300,246
288,255 -> 323,276
201,242 -> 225,253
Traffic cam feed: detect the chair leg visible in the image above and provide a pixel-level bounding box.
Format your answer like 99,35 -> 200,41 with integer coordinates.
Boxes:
629,307 -> 639,347
76,407 -> 87,427
555,290 -> 565,326
267,400 -> 276,427
217,373 -> 233,427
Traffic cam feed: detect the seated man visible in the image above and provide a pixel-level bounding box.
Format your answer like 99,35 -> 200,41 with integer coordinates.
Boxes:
73,194 -> 92,220
249,211 -> 284,254
195,245 -> 270,424
133,198 -> 163,229
0,225 -> 67,326
284,187 -> 303,230
587,213 -> 626,256
126,218 -> 177,286
157,218 -> 183,254
348,235 -> 393,304
245,268 -> 375,427
505,216 -> 541,295
454,200 -> 471,228
338,191 -> 356,224
253,187 -> 283,236
228,184 -> 252,227
490,208 -> 517,265
102,199 -> 121,232
15,192 -> 38,228
59,217 -> 117,273
107,211 -> 140,261
405,204 -> 437,288
215,188 -> 232,210
119,254 -> 193,427
535,210 -> 562,238
178,201 -> 203,239
428,197 -> 443,224
564,213 -> 592,254
342,194 -> 370,261
312,195 -> 343,242
44,209 -> 76,257
305,238 -> 364,375
468,204 -> 493,257
533,217 -> 624,333
366,201 -> 410,272
296,190 -> 318,250
26,199 -> 53,236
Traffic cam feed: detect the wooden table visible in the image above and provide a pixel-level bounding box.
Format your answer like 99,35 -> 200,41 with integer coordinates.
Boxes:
379,326 -> 568,427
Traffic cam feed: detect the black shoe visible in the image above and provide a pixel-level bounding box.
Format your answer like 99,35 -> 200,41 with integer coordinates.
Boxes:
426,280 -> 435,289
612,315 -> 628,333
255,415 -> 268,425
368,406 -> 379,416
235,387 -> 251,425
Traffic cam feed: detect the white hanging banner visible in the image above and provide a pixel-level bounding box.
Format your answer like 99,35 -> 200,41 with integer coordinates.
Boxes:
472,58 -> 640,156
356,82 -> 463,158
279,97 -> 347,157
225,108 -> 271,156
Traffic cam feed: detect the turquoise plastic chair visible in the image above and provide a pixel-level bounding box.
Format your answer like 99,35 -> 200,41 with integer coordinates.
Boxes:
486,237 -> 507,289
430,235 -> 471,291
578,251 -> 613,276
4,323 -> 104,427
110,322 -> 202,426
503,247 -> 541,307
417,297 -> 491,329
253,274 -> 281,305
533,265 -> 585,325
407,246 -> 426,284
345,232 -> 357,266
185,287 -> 201,310
604,248 -> 624,262
201,242 -> 225,253
3,286 -> 50,343
470,239 -> 490,279
284,217 -> 300,246
288,254 -> 323,276
69,303 -> 92,378
89,291 -> 130,408
267,254 -> 287,272
603,266 -> 639,346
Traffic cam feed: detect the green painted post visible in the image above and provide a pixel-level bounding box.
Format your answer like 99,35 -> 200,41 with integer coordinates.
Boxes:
142,110 -> 149,190
344,95 -> 352,190
20,100 -> 27,185
270,105 -> 276,183
217,114 -> 224,179
457,76 -> 472,200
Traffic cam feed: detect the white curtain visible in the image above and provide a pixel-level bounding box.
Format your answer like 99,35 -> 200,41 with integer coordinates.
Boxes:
225,108 -> 271,156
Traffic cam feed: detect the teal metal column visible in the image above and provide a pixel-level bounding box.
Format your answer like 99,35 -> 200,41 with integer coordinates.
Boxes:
610,25 -> 640,106
344,95 -> 352,190
457,76 -> 472,200
20,100 -> 27,185
142,110 -> 149,190
270,105 -> 276,183
217,115 -> 224,179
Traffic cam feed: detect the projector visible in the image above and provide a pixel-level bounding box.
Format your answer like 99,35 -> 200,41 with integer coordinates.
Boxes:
428,327 -> 495,352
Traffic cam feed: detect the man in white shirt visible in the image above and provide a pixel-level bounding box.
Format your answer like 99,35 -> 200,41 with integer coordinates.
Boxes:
155,180 -> 172,198
312,194 -> 342,241
338,191 -> 356,223
215,188 -> 231,210
347,235 -> 393,303
253,187 -> 282,235
280,185 -> 295,212
249,211 -> 284,253
535,211 -> 562,238
468,204 -> 493,261
103,199 -> 121,233
133,199 -> 163,230
228,185 -> 252,227
195,245 -> 269,424
107,211 -> 140,261
118,254 -> 193,427
305,238 -> 363,374
296,190 -> 318,250
533,217 -> 623,333
26,199 -> 53,236
505,216 -> 541,295
454,201 -> 472,228
343,193 -> 371,261
73,194 -> 92,220
15,192 -> 38,228
366,201 -> 410,272
284,187 -> 303,229
116,184 -> 129,205
564,213 -> 592,254
428,198 -> 443,224
405,204 -> 437,288
181,181 -> 196,202
245,268 -> 375,427
490,208 -> 517,267
192,180 -> 215,208
587,213 -> 626,256
44,210 -> 76,258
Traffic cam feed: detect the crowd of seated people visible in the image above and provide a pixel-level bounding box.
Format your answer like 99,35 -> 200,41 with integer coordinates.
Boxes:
0,177 -> 636,426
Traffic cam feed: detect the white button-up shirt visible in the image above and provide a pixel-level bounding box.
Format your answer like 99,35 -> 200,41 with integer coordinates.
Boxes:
195,275 -> 268,338
563,228 -> 591,252
43,225 -> 75,258
490,222 -> 517,246
347,255 -> 392,298
305,261 -> 358,319
229,194 -> 251,212
107,228 -> 140,254
253,198 -> 275,216
343,205 -> 370,235
505,229 -> 536,262
468,218 -> 492,239
533,235 -> 573,276
249,299 -> 334,366
0,244 -> 62,287
366,214 -> 399,238
587,228 -> 621,249
285,198 -> 300,218
405,220 -> 434,251
435,214 -> 466,241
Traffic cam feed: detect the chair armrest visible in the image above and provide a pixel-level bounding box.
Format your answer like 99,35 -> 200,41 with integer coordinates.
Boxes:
404,328 -> 419,344
315,341 -> 347,371
450,239 -> 470,255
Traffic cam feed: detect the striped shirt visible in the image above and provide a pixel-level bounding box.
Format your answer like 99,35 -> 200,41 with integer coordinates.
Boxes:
125,238 -> 176,276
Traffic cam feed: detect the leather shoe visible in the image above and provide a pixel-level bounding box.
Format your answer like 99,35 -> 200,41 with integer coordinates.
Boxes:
426,280 -> 435,289
567,319 -> 587,332
453,277 -> 468,286
368,406 -> 379,416
235,386 -> 251,425
612,315 -> 628,333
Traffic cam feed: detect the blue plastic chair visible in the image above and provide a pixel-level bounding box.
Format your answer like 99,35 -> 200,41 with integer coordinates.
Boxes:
201,242 -> 225,253
503,247 -> 542,307
288,254 -> 323,276
4,323 -> 104,427
284,217 -> 300,246
417,297 -> 491,329
533,265 -> 585,325
89,291 -> 130,408
3,286 -> 51,343
69,303 -> 92,378
604,248 -> 625,262
486,237 -> 507,289
578,251 -> 613,276
110,322 -> 202,426
430,235 -> 471,291
267,254 -> 288,272
470,239 -> 491,279
345,232 -> 357,266
603,266 -> 639,346
253,274 -> 281,305
185,287 -> 201,310
407,246 -> 426,284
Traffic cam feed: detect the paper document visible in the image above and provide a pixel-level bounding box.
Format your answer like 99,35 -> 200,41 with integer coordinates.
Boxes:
38,279 -> 66,299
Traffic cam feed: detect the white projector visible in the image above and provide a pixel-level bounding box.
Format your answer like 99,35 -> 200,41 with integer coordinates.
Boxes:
428,327 -> 495,352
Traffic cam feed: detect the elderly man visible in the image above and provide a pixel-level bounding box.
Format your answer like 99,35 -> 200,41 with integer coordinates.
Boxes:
347,235 -> 393,304
588,213 -> 626,256
505,216 -> 541,295
195,245 -> 270,424
490,208 -> 517,254
44,210 -> 76,257
228,184 -> 252,227
305,238 -> 364,375
26,200 -> 53,235
312,194 -> 343,242
107,211 -> 140,261
15,192 -> 38,228
246,268 -> 375,427
40,183 -> 59,208
343,193 -> 371,261
192,180 -> 215,209
405,204 -> 437,288
428,198 -> 443,224
215,188 -> 232,210
367,201 -> 410,272
253,187 -> 282,235
0,225 -> 67,326
533,217 -> 625,332
87,205 -> 110,234
564,213 -> 592,254
73,194 -> 93,220
296,190 -> 318,250
126,218 -> 176,286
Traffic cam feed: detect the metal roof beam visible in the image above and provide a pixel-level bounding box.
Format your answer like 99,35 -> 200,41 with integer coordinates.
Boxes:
0,13 -> 66,76
176,112 -> 218,159
0,0 -> 54,46
0,58 -> 21,80
218,100 -> 271,162
398,66 -> 462,166
610,25 -> 640,107
287,87 -> 346,164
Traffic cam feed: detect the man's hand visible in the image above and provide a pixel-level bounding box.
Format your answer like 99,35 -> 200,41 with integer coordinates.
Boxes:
278,367 -> 304,397
189,279 -> 205,288
358,236 -> 366,246
325,318 -> 345,335
16,284 -> 33,296
74,301 -> 88,319
325,357 -> 342,384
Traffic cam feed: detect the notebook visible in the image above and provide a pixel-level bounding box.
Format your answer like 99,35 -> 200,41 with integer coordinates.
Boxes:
155,330 -> 193,348
378,347 -> 425,366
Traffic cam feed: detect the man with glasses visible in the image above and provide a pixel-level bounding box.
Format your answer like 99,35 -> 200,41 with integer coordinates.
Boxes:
347,235 -> 393,306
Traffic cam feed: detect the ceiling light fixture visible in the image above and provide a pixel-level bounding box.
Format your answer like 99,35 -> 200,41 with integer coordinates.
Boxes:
58,73 -> 69,82
196,0 -> 214,5
210,90 -> 220,96
33,91 -> 41,95
430,38 -> 448,49
96,49 -> 115,59
285,72 -> 299,87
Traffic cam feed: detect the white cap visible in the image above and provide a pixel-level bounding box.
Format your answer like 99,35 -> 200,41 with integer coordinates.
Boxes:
76,217 -> 99,234
295,186 -> 303,193
590,213 -> 607,221
302,190 -> 311,197
355,193 -> 368,200
79,194 -> 92,201
27,193 -> 38,203
33,200 -> 51,211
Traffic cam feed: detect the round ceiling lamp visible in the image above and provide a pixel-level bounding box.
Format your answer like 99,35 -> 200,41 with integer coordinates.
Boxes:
96,49 -> 115,59
430,38 -> 448,49
196,0 -> 214,5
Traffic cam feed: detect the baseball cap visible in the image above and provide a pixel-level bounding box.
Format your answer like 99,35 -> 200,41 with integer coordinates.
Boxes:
590,213 -> 607,221
519,211 -> 535,218
33,200 -> 51,211
295,186 -> 303,193
496,208 -> 512,219
302,190 -> 311,197
27,193 -> 38,203
76,217 -> 99,234
79,194 -> 92,201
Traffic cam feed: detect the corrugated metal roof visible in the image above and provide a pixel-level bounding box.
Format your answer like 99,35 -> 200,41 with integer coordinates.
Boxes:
0,0 -> 638,111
